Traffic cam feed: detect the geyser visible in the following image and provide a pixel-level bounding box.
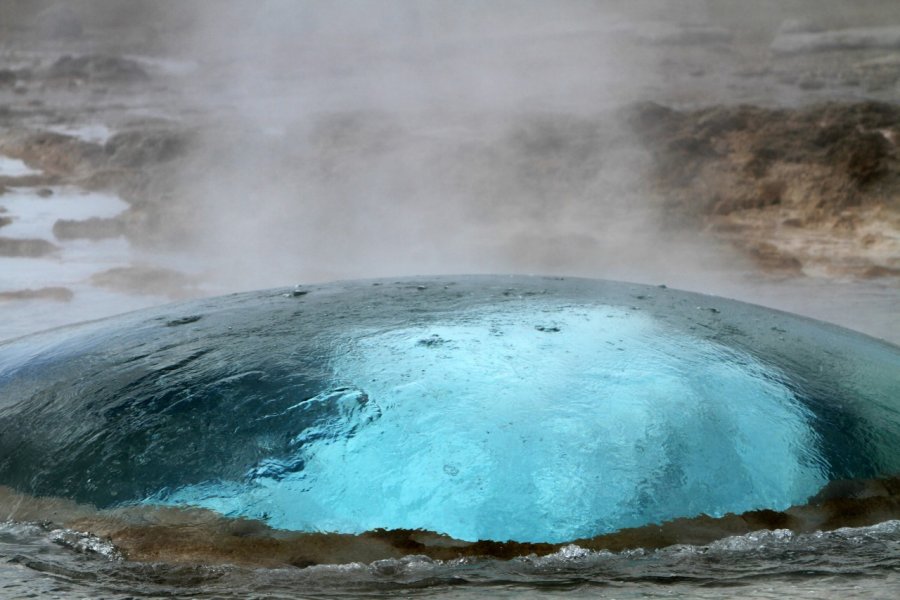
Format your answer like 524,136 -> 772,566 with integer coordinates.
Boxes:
0,276 -> 898,544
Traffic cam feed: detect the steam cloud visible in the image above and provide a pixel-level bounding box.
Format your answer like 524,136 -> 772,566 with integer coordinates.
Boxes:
157,0 -> 747,291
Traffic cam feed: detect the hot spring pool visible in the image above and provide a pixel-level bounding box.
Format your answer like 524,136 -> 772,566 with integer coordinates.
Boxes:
0,275 -> 898,596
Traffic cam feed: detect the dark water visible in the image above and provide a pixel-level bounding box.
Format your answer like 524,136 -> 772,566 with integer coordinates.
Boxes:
1,276 -> 899,597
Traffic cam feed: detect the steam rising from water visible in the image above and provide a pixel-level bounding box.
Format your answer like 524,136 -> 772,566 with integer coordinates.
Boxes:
160,0 -> 745,290
3,1 -> 898,342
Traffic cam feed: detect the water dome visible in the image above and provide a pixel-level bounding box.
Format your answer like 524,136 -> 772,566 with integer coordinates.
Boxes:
0,276 -> 898,544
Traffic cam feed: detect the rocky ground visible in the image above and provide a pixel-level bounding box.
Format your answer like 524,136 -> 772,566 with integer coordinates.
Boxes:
630,101 -> 900,279
0,1 -> 898,342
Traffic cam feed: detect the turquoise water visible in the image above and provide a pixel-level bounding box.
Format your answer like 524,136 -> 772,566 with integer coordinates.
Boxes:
151,304 -> 826,542
0,275 -> 899,597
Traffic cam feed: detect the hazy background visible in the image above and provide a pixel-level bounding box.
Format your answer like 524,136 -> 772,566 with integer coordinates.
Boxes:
140,0 -> 741,289
1,0 -> 898,340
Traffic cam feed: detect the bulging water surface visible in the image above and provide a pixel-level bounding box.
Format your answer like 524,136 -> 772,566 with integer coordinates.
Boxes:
0,275 -> 898,598
154,304 -> 826,543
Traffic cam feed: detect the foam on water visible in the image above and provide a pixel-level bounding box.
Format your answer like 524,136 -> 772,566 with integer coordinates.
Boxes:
152,303 -> 826,542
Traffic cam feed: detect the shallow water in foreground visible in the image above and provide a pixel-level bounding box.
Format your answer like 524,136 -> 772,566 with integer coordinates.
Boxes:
2,520 -> 899,599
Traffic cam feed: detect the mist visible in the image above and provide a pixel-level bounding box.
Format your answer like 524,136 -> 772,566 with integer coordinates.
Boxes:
2,0 -> 898,342
145,0 -> 746,292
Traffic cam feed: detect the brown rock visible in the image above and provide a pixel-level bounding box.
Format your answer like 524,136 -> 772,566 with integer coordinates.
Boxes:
0,237 -> 59,257
629,100 -> 900,278
104,129 -> 195,168
859,265 -> 900,279
0,287 -> 73,302
745,242 -> 804,275
90,265 -> 195,298
0,131 -> 104,178
53,217 -> 124,240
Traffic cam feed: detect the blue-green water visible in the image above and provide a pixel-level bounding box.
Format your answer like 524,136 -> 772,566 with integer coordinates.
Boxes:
1,275 -> 899,597
152,304 -> 826,543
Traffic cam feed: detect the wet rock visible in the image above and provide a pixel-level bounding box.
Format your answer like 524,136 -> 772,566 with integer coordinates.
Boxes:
810,477 -> 899,503
0,132 -> 105,177
90,265 -> 195,298
46,55 -> 149,83
827,129 -> 892,185
104,129 -> 193,168
0,287 -> 73,302
859,265 -> 900,279
0,216 -> 11,229
9,474 -> 898,567
0,237 -> 59,257
52,217 -> 125,241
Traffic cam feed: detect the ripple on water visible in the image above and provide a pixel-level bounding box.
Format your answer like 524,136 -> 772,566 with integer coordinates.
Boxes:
0,276 -> 897,593
152,304 -> 828,542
